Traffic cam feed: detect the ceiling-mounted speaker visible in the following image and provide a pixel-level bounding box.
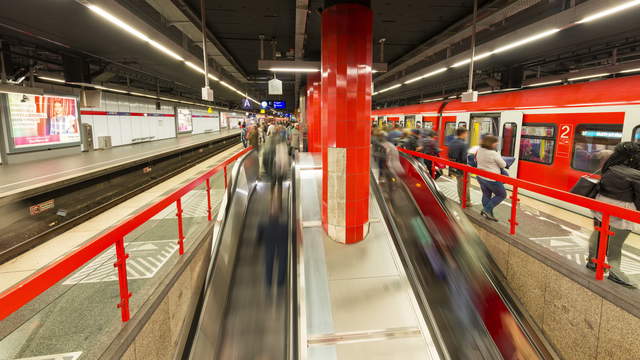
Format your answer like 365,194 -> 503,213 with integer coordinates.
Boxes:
63,55 -> 91,83
81,89 -> 102,108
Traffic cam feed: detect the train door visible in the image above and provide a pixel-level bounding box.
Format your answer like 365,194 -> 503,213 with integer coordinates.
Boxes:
405,115 -> 415,128
623,108 -> 640,143
398,115 -> 406,128
498,111 -> 523,177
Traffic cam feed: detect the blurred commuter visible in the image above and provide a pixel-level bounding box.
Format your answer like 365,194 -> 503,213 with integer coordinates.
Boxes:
586,142 -> 640,287
402,129 -> 419,151
240,123 -> 248,148
387,125 -> 403,145
258,124 -> 265,143
380,136 -> 405,193
248,126 -> 259,148
259,197 -> 288,290
421,129 -> 441,179
267,122 -> 276,137
448,127 -> 471,205
476,135 -> 507,222
372,129 -> 387,177
289,124 -> 301,157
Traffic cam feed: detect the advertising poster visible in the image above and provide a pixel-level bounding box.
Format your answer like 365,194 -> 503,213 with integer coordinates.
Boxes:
6,93 -> 80,150
177,108 -> 193,133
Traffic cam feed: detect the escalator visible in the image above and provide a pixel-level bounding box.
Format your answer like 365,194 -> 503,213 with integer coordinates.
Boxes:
183,149 -> 298,360
372,151 -> 558,359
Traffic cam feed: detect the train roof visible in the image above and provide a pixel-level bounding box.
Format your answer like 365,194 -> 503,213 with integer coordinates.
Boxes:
372,75 -> 640,115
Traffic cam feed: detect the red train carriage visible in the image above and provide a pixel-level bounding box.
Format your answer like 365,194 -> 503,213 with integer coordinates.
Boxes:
372,75 -> 640,194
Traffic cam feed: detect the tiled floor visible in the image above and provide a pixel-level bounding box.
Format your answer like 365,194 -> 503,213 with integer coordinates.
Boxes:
298,153 -> 439,360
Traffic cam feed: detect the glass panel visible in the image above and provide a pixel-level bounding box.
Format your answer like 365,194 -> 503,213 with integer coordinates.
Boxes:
444,122 -> 457,145
522,125 -> 554,137
405,115 -> 415,128
520,137 -> 555,164
572,124 -> 623,172
469,116 -> 498,148
501,122 -> 517,157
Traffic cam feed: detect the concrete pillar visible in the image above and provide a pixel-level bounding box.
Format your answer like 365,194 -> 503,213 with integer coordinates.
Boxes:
321,0 -> 372,243
306,73 -> 322,153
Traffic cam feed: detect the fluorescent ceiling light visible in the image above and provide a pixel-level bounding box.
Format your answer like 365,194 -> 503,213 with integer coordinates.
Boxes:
404,67 -> 448,84
208,73 -> 219,81
148,40 -> 183,61
452,58 -> 471,68
620,67 -> 640,74
577,0 -> 640,24
527,79 -> 562,87
377,84 -> 401,93
492,29 -> 560,54
270,68 -> 319,72
130,92 -> 157,98
185,61 -> 205,74
421,97 -> 444,103
452,53 -> 492,68
568,73 -> 610,81
87,5 -> 149,42
37,76 -> 65,83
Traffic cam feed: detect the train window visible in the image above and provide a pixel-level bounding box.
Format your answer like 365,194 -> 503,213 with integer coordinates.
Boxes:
633,126 -> 640,143
469,115 -> 499,148
444,122 -> 457,145
501,122 -> 517,157
520,124 -> 556,165
405,115 -> 415,128
572,124 -> 623,173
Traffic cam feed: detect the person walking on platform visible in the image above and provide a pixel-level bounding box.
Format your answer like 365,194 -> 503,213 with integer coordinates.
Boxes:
448,127 -> 471,206
248,126 -> 259,149
420,129 -> 441,179
476,135 -> 507,222
289,124 -> 301,157
586,142 -> 640,288
240,123 -> 248,148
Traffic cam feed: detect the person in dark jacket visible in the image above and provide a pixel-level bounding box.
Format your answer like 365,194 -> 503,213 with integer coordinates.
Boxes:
586,142 -> 640,287
447,127 -> 471,205
419,129 -> 441,179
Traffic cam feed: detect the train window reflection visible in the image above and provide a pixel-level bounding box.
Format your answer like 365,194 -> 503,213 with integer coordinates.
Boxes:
520,124 -> 555,165
444,122 -> 457,145
501,122 -> 517,157
572,124 -> 622,173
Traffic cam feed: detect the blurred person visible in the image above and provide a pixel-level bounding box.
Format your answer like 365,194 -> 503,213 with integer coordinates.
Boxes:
402,129 -> 419,151
586,142 -> 640,287
380,135 -> 405,193
448,127 -> 472,206
258,124 -> 265,143
289,124 -> 301,157
387,125 -> 402,145
267,122 -> 276,136
421,129 -> 441,179
372,129 -> 387,178
240,123 -> 248,148
258,194 -> 288,291
476,135 -> 507,222
248,126 -> 259,148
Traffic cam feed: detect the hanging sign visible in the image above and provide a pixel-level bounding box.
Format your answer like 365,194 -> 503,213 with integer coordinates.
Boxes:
268,78 -> 283,95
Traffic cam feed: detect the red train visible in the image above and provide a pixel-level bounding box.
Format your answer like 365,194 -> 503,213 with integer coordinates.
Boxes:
372,75 -> 640,194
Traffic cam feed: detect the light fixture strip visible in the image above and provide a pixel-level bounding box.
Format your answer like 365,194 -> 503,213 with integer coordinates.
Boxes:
270,68 -> 320,72
568,73 -> 611,81
527,79 -> 562,87
577,0 -> 640,24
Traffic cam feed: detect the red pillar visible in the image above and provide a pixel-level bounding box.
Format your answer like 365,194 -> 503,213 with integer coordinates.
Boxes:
306,73 -> 322,153
321,0 -> 372,244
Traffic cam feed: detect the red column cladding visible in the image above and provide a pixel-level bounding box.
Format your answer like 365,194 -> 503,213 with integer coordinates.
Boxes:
321,1 -> 372,244
306,72 -> 322,153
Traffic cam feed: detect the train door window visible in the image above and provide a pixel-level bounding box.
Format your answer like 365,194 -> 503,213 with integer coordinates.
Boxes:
520,124 -> 556,165
633,125 -> 640,143
501,122 -> 517,157
405,115 -> 415,128
444,122 -> 457,145
572,124 -> 623,173
469,115 -> 499,148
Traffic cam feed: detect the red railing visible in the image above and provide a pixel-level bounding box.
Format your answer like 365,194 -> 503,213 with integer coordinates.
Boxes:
0,147 -> 252,322
398,148 -> 640,281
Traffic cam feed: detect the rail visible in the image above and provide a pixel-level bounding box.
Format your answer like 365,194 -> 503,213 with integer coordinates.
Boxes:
0,147 -> 252,322
398,147 -> 640,281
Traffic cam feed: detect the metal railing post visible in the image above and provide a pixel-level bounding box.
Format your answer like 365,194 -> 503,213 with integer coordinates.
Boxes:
205,178 -> 212,221
509,185 -> 519,235
224,165 -> 228,188
593,213 -> 613,280
114,237 -> 131,322
461,170 -> 469,208
176,198 -> 185,255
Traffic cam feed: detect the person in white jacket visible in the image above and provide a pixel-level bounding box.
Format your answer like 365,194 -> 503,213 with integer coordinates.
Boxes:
476,135 -> 507,222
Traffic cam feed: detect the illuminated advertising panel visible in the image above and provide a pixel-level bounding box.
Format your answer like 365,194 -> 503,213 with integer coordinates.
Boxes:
177,108 -> 193,133
4,93 -> 80,151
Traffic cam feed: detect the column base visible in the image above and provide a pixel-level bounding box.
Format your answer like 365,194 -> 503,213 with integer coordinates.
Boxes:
326,222 -> 370,244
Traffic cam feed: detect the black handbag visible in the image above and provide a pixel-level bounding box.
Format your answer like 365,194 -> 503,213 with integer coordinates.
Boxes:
570,174 -> 600,198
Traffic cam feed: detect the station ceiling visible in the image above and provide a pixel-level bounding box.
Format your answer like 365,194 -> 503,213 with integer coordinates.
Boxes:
0,1 -> 638,110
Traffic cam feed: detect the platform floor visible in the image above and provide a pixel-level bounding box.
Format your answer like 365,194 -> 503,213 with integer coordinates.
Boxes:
297,153 -> 439,360
0,145 -> 243,360
435,175 -> 640,286
0,129 -> 240,201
